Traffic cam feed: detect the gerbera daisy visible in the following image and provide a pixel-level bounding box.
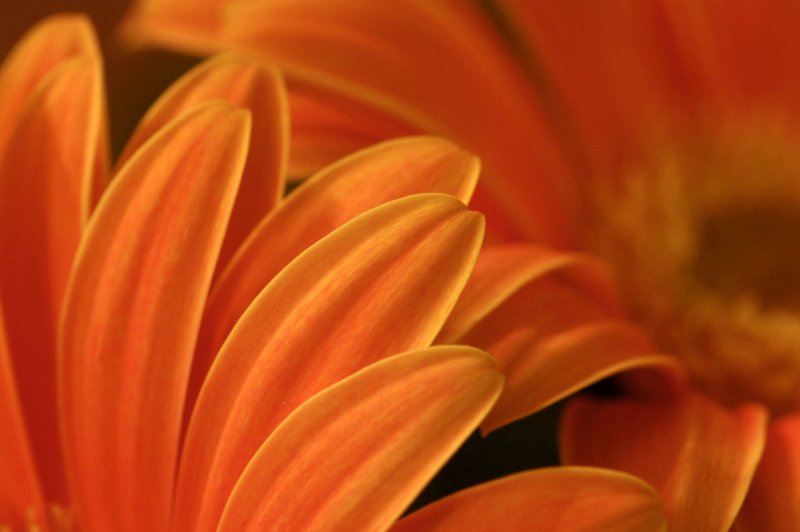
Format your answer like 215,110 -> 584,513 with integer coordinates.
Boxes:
120,0 -> 800,529
0,15 -> 669,531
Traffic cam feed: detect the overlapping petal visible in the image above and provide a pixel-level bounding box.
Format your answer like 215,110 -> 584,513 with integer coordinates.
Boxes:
59,103 -> 250,532
189,136 -> 479,406
117,52 -> 288,269
211,0 -> 578,243
0,17 -> 108,502
561,392 -> 767,531
217,346 -> 503,531
393,467 -> 667,532
736,414 -> 800,531
176,193 -> 483,531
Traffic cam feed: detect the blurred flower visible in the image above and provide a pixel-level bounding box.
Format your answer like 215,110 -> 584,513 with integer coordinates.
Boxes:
0,15 -> 670,532
121,0 -> 800,529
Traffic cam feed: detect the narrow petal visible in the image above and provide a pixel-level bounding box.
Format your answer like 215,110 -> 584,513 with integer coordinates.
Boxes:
217,346 -> 503,531
59,103 -> 250,532
438,244 -> 621,343
0,54 -> 107,501
119,0 -> 232,54
481,321 -> 685,432
176,193 -> 484,532
221,0 -> 579,243
189,136 -> 479,409
393,467 -> 667,532
117,52 -> 288,268
0,15 -> 100,157
287,79 -> 417,177
735,414 -> 800,532
0,308 -> 46,531
561,392 -> 767,531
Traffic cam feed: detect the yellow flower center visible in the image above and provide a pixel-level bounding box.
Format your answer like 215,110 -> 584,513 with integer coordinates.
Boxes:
591,118 -> 800,414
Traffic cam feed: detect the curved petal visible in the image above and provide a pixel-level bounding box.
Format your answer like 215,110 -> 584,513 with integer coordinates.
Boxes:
0,14 -> 100,157
188,136 -> 479,409
217,346 -> 503,532
59,103 -> 250,532
481,321 -> 686,433
735,414 -> 800,532
0,54 -> 107,502
0,307 -> 46,531
392,467 -> 667,532
220,0 -> 579,243
561,392 -> 767,532
117,52 -> 288,269
438,244 -> 621,343
176,193 -> 484,532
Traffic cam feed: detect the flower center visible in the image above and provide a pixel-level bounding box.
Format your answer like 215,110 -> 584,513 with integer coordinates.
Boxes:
591,119 -> 800,414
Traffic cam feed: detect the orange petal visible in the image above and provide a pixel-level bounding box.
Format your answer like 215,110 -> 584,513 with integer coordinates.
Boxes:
735,414 -> 800,531
118,52 -> 288,269
221,0 -> 578,243
438,244 -> 621,344
0,15 -> 100,157
561,392 -> 767,531
0,54 -> 107,502
0,308 -> 46,531
481,321 -> 685,433
119,0 -> 232,54
216,346 -> 503,531
175,193 -> 484,532
59,103 -> 250,532
393,467 -> 667,532
189,136 -> 479,409
287,79 -> 417,177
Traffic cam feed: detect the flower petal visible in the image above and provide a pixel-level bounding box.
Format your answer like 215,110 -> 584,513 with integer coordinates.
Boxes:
221,0 -> 578,243
189,136 -> 479,409
176,193 -> 484,532
735,414 -> 800,532
59,103 -> 250,532
438,244 -> 621,344
117,52 -> 288,269
0,14 -> 100,157
0,53 -> 107,502
0,308 -> 45,531
481,321 -> 685,433
392,467 -> 667,532
217,346 -> 503,531
561,392 -> 767,531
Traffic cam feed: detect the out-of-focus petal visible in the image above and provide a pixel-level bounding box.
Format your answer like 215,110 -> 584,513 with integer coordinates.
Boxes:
0,54 -> 107,503
392,467 -> 667,532
118,52 -> 288,269
481,322 -> 685,433
217,346 -> 503,532
735,414 -> 800,532
562,392 -> 767,531
287,79 -> 416,178
438,244 -> 621,344
0,15 -> 100,157
119,0 -> 232,54
176,194 -> 484,532
220,0 -> 579,243
59,103 -> 250,532
189,136 -> 479,408
0,308 -> 46,531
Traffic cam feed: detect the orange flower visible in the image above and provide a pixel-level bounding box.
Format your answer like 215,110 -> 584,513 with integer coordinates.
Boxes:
0,15 -> 670,532
121,0 -> 800,529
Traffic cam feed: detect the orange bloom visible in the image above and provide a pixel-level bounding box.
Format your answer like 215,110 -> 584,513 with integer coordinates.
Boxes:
121,0 -> 800,529
0,15 -> 670,532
